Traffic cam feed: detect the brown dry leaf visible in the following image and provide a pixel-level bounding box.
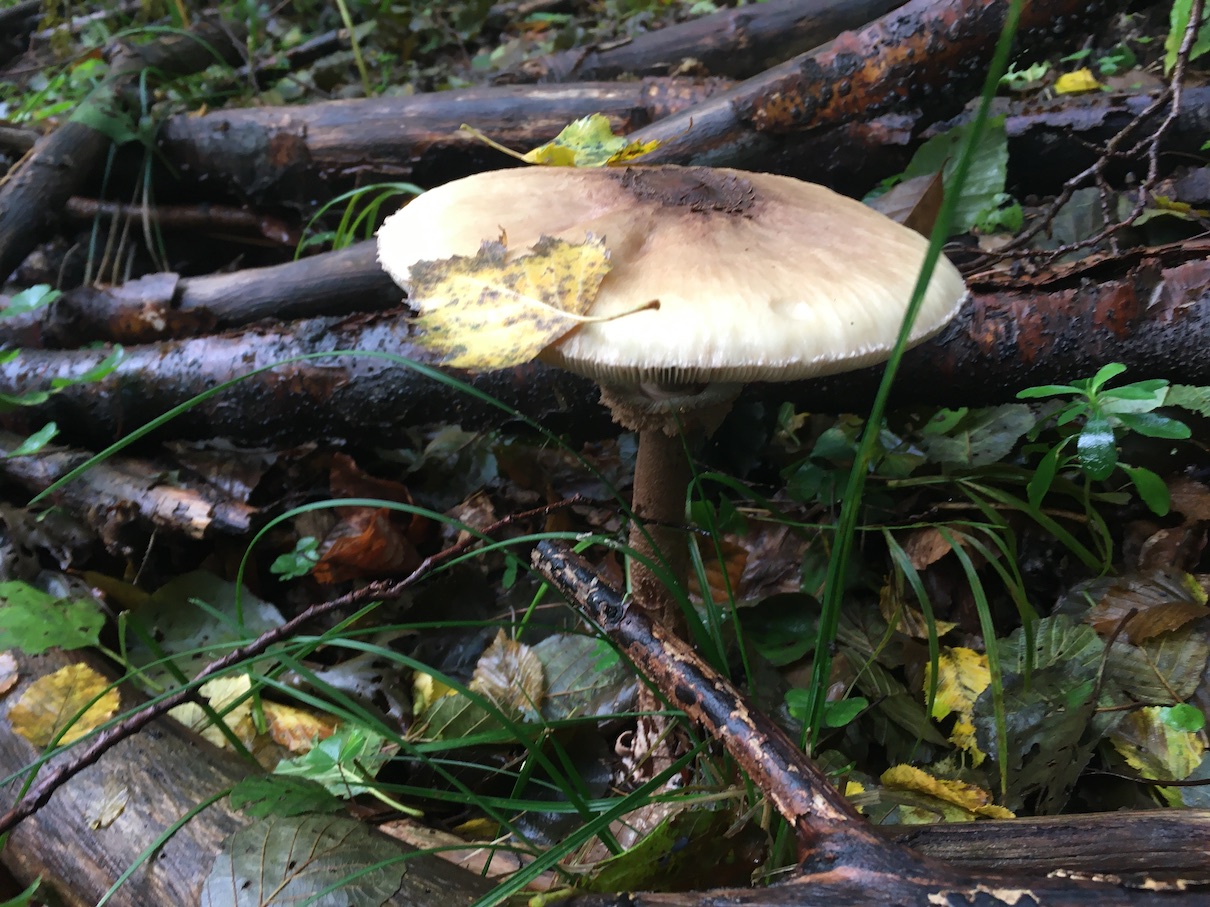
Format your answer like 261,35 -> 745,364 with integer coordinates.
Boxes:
470,629 -> 544,715
0,651 -> 19,696
690,536 -> 748,601
1085,570 -> 1208,644
880,582 -> 957,640
1169,476 -> 1210,522
410,234 -> 651,370
313,507 -> 419,584
9,662 -> 119,747
900,527 -> 952,570
263,700 -> 339,754
881,764 -> 1014,818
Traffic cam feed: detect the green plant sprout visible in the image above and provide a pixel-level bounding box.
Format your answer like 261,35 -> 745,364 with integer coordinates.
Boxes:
1016,362 -> 1191,515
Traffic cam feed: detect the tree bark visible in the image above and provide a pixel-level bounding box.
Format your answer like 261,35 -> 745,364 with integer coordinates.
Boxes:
1,250 -> 1206,448
0,649 -> 496,907
494,0 -> 906,84
154,78 -> 731,208
626,0 -> 1122,174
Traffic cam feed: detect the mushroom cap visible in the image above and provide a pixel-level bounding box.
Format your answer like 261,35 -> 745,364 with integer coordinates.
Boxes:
377,165 -> 968,387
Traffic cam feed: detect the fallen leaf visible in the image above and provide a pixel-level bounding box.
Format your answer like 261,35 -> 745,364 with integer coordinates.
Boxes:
881,764 -> 1014,818
169,673 -> 254,749
410,234 -> 652,370
470,629 -> 544,716
1055,68 -> 1103,94
925,647 -> 990,764
263,700 -> 339,754
9,662 -> 119,747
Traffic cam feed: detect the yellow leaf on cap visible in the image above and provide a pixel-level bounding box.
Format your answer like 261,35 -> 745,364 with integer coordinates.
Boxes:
1055,68 -> 1102,94
410,234 -> 651,370
9,662 -> 119,747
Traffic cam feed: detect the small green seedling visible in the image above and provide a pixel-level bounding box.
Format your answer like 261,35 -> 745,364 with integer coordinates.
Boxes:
271,536 -> 321,580
1017,363 -> 1191,515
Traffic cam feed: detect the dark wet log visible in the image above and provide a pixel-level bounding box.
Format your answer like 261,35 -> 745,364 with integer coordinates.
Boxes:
1,247 -> 1205,448
154,78 -> 730,208
627,0 -> 1119,176
0,648 -> 496,907
533,541 -> 1204,906
495,0 -> 905,84
885,811 -> 1210,883
0,22 -> 244,282
3,243 -> 398,348
0,429 -> 255,551
63,197 -> 298,247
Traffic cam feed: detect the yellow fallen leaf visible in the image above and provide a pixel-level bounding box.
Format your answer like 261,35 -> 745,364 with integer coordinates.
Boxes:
412,671 -> 456,715
9,662 -> 119,747
169,673 -> 254,749
263,700 -> 338,754
410,234 -> 653,370
925,647 -> 990,764
1055,68 -> 1102,94
882,764 -> 1014,818
1109,706 -> 1205,805
461,114 -> 662,168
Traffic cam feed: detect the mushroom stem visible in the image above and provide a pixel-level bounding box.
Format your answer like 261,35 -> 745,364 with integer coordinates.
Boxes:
628,427 -> 693,633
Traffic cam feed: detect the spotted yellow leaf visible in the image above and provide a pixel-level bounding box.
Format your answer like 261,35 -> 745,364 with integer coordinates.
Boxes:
9,662 -> 119,747
1055,68 -> 1102,94
925,646 -> 990,764
1109,706 -> 1206,805
410,234 -> 651,370
882,764 -> 1014,819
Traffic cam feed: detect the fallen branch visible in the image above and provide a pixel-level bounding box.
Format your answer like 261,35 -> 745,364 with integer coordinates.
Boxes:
1,249 -> 1206,448
0,21 -> 244,281
533,540 -> 1206,906
154,78 -> 730,207
494,0 -> 905,84
628,0 -> 1122,171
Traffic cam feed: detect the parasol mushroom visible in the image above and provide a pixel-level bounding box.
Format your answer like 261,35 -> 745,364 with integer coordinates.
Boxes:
377,164 -> 968,631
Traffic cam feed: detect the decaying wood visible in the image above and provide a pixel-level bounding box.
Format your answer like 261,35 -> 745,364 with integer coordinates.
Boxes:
0,649 -> 496,907
1,243 -> 398,348
0,429 -> 255,550
1,248 -> 1206,449
533,540 -> 1207,907
885,811 -> 1210,883
0,22 -> 244,282
154,78 -> 730,207
628,0 -> 1119,174
495,0 -> 905,84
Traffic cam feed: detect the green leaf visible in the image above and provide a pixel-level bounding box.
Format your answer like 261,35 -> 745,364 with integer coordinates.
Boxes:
917,404 -> 1035,467
896,116 -> 1010,235
50,347 -> 123,389
1119,463 -> 1170,516
2,285 -> 60,318
1112,412 -> 1191,440
1088,362 -> 1128,393
1076,414 -> 1117,480
7,422 -> 58,456
822,696 -> 869,729
1161,704 -> 1206,733
274,726 -> 397,799
0,581 -> 105,654
1166,384 -> 1210,417
1027,441 -> 1065,509
270,537 -> 320,580
1166,0 -> 1210,73
229,775 -> 344,818
1016,384 -> 1079,399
